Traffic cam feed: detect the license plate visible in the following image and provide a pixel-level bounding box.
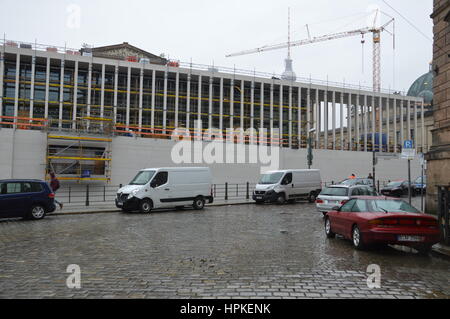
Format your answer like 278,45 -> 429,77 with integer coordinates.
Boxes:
397,235 -> 424,242
117,202 -> 123,207
256,196 -> 262,199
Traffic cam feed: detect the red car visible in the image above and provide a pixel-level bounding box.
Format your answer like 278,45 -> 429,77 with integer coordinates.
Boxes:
324,196 -> 440,254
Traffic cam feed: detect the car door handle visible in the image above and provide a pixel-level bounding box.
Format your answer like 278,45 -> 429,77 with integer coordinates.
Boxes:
164,188 -> 170,191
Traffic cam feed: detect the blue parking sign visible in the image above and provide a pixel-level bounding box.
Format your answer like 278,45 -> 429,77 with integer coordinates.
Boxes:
403,140 -> 414,149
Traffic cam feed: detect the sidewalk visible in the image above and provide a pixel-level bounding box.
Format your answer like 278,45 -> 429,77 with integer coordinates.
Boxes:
50,198 -> 254,216
431,243 -> 450,259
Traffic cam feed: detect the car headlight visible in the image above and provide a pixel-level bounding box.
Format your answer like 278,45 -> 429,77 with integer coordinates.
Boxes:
128,189 -> 139,198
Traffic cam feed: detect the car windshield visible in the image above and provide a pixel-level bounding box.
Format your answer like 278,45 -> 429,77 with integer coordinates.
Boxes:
129,170 -> 156,185
387,181 -> 403,187
258,172 -> 284,185
339,179 -> 355,185
320,187 -> 348,196
368,199 -> 420,213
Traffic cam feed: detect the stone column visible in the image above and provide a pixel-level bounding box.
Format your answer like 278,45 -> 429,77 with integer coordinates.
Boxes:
58,59 -> 65,128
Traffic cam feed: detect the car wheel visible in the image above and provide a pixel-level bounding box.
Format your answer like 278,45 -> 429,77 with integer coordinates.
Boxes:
193,196 -> 205,210
352,225 -> 365,250
308,192 -> 317,203
276,193 -> 286,205
29,205 -> 46,220
325,218 -> 335,238
139,199 -> 153,213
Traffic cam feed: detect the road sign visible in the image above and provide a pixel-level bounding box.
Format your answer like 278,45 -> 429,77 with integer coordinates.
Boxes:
401,140 -> 416,160
375,152 -> 399,160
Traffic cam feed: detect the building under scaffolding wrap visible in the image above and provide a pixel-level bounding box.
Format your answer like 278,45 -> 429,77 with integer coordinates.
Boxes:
0,39 -> 427,183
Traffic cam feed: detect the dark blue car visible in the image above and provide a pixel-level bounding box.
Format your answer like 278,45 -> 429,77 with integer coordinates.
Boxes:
0,179 -> 56,220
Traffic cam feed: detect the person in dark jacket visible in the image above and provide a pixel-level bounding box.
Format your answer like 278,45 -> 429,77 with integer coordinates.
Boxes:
49,172 -> 63,210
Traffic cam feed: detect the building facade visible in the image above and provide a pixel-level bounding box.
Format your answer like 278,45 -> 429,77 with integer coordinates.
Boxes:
427,0 -> 450,214
0,39 -> 425,182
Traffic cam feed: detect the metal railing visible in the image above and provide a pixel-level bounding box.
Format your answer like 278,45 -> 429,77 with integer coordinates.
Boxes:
56,182 -> 256,206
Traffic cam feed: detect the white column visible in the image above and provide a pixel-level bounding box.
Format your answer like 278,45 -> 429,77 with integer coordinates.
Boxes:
163,70 -> 168,131
72,61 -> 79,128
421,100 -> 425,152
269,83 -> 274,133
400,99 -> 404,145
29,55 -> 35,120
288,86 -> 292,148
230,79 -> 234,129
306,87 -> 311,145
315,89 -> 319,148
325,90 -> 329,149
100,64 -> 105,122
387,97 -> 390,152
138,67 -> 144,131
356,95 -> 360,151
347,93 -> 352,151
250,81 -> 255,131
298,87 -> 302,148
364,95 -> 368,152
208,76 -> 213,129
332,91 -> 336,150
113,64 -> 118,125
378,96 -> 382,151
175,72 -> 179,128
371,96 -> 376,150
279,84 -> 283,146
219,77 -> 223,131
340,91 -> 344,150
151,69 -> 156,130
87,62 -> 92,119
394,99 -> 397,153
260,82 -> 264,131
44,56 -> 49,119
197,75 -> 202,126
240,80 -> 244,129
58,59 -> 64,128
414,100 -> 418,150
186,73 -> 191,130
125,66 -> 131,127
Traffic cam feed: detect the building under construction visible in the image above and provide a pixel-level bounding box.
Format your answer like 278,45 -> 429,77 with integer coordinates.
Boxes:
0,39 -> 427,184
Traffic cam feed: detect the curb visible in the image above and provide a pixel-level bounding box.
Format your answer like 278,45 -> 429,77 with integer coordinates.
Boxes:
431,244 -> 450,260
49,201 -> 254,216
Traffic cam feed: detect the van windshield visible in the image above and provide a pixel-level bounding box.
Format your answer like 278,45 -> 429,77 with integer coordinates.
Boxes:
129,170 -> 156,185
259,172 -> 284,185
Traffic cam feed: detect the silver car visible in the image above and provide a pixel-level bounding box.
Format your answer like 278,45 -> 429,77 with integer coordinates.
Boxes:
315,185 -> 378,215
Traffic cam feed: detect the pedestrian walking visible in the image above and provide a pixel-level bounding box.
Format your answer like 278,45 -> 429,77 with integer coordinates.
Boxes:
49,172 -> 63,210
348,174 -> 356,179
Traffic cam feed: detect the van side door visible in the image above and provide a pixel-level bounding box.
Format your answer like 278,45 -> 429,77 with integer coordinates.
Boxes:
280,172 -> 293,199
150,171 -> 170,208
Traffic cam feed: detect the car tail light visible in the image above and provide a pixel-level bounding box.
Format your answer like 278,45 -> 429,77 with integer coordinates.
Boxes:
316,199 -> 324,204
369,219 -> 398,226
48,193 -> 55,199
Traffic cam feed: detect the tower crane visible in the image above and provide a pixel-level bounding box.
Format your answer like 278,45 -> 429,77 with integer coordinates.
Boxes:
226,10 -> 395,93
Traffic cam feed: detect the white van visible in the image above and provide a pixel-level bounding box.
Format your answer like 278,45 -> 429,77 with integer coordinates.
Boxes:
115,167 -> 213,213
253,169 -> 322,204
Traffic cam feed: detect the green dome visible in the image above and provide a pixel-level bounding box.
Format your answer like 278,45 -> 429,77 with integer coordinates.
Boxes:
407,69 -> 433,104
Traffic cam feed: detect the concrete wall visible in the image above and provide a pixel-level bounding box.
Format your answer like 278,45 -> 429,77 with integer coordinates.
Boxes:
0,128 -> 422,187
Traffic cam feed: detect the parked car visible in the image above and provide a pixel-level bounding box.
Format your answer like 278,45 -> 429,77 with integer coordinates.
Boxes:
338,178 -> 374,188
316,185 -> 377,215
0,179 -> 56,220
380,180 -> 414,197
324,196 -> 440,254
253,169 -> 322,204
116,167 -> 213,213
413,176 -> 427,195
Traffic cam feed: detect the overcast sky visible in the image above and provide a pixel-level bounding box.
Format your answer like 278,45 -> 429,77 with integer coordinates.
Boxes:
0,0 -> 433,93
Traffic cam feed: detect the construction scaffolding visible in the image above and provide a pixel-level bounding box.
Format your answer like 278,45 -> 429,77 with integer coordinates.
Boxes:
45,113 -> 113,183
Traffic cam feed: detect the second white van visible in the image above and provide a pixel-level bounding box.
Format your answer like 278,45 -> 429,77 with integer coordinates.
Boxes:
115,167 -> 213,213
253,169 -> 322,204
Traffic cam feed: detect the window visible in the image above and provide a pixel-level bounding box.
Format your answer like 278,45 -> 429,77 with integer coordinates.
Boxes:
0,182 -> 21,194
129,170 -> 156,186
22,182 -> 43,193
340,199 -> 356,212
350,188 -> 361,196
320,187 -> 349,197
281,173 -> 292,185
151,171 -> 168,188
352,200 -> 368,212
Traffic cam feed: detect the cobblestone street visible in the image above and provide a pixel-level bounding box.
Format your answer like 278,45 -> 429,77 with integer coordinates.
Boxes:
0,202 -> 449,299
